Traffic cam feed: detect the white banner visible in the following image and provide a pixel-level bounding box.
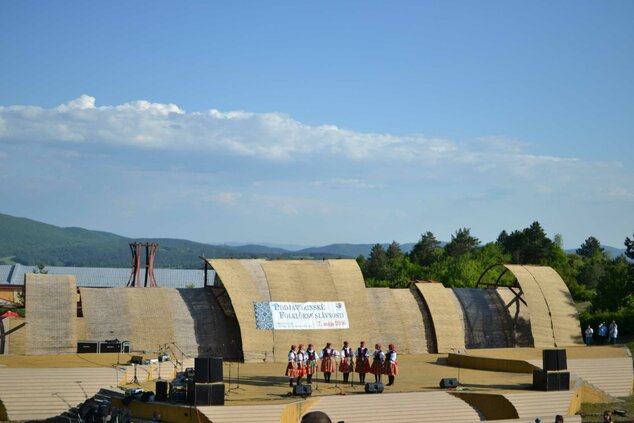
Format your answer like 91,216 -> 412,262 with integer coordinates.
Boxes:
254,301 -> 349,330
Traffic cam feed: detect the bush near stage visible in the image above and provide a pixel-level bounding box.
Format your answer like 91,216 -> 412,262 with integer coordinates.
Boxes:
579,308 -> 634,340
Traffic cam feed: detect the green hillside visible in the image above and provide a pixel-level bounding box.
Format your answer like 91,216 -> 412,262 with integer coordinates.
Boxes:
0,213 -> 254,268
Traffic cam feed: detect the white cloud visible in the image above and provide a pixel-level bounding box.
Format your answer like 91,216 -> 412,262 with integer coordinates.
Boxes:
0,95 -> 462,161
210,191 -> 243,205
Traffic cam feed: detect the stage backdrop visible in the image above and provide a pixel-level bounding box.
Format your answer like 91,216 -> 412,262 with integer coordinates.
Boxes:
255,301 -> 349,330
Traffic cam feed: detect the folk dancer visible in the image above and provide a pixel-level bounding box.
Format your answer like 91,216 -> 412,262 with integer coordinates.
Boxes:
305,343 -> 318,384
355,341 -> 371,384
383,344 -> 399,386
296,344 -> 307,385
371,343 -> 385,383
339,341 -> 354,383
320,342 -> 338,383
286,345 -> 298,387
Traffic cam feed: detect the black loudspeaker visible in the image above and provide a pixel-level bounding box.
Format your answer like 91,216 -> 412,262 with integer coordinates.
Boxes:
210,357 -> 223,382
557,349 -> 567,370
100,342 -> 121,353
533,370 -> 570,391
77,342 -> 98,353
155,380 -> 168,401
293,384 -> 313,397
122,341 -> 130,353
543,350 -> 559,371
364,382 -> 385,393
210,383 -> 225,405
195,383 -> 225,405
140,391 -> 154,402
195,357 -> 210,383
439,378 -> 459,389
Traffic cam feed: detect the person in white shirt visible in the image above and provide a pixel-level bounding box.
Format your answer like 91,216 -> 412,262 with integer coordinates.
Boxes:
370,343 -> 385,383
584,325 -> 594,345
355,341 -> 371,384
320,342 -> 338,383
286,345 -> 297,387
305,343 -> 318,384
384,344 -> 399,386
339,341 -> 354,383
296,344 -> 307,385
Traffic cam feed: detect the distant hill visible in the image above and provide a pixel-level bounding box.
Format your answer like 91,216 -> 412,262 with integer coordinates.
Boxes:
297,243 -> 416,258
0,213 -> 254,268
564,246 -> 626,259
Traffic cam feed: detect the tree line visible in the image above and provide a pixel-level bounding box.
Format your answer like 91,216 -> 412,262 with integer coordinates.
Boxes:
357,222 -> 634,314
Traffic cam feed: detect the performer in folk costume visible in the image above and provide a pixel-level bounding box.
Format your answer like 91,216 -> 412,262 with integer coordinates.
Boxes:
305,343 -> 318,384
320,342 -> 338,383
286,345 -> 298,387
339,341 -> 354,383
383,344 -> 399,386
295,344 -> 307,385
355,341 -> 371,384
371,343 -> 386,383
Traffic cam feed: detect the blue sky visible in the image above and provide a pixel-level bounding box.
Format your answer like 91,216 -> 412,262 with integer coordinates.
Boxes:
0,1 -> 632,248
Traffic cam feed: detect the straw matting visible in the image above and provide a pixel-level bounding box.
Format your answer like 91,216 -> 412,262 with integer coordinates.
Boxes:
25,274 -> 77,355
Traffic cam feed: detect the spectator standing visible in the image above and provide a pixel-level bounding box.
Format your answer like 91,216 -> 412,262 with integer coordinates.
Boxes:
609,320 -> 618,344
598,322 -> 608,345
584,325 -> 594,345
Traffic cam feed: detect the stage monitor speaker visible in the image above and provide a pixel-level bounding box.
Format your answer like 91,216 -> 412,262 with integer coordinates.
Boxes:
439,378 -> 459,389
195,357 -> 211,383
364,382 -> 384,393
210,357 -> 223,382
293,384 -> 313,397
100,342 -> 122,353
77,342 -> 98,354
155,380 -> 168,401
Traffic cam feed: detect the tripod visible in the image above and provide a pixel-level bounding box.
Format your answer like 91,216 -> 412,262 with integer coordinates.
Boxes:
131,364 -> 140,385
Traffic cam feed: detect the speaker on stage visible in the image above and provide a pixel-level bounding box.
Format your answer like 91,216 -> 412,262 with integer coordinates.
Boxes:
195,383 -> 225,405
364,382 -> 384,393
543,350 -> 558,371
533,369 -> 570,391
210,383 -> 225,405
439,378 -> 459,389
77,342 -> 98,353
155,380 -> 168,401
557,349 -> 567,370
543,349 -> 567,371
195,357 -> 211,383
293,384 -> 312,397
210,357 -> 223,383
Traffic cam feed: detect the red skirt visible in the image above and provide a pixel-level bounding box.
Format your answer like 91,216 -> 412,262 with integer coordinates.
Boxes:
296,362 -> 307,377
339,357 -> 354,373
355,357 -> 371,373
383,361 -> 399,376
307,360 -> 318,375
285,362 -> 297,377
320,357 -> 336,373
370,359 -> 384,375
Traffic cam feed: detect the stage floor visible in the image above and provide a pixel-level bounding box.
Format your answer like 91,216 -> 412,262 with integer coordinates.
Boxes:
0,345 -> 629,405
